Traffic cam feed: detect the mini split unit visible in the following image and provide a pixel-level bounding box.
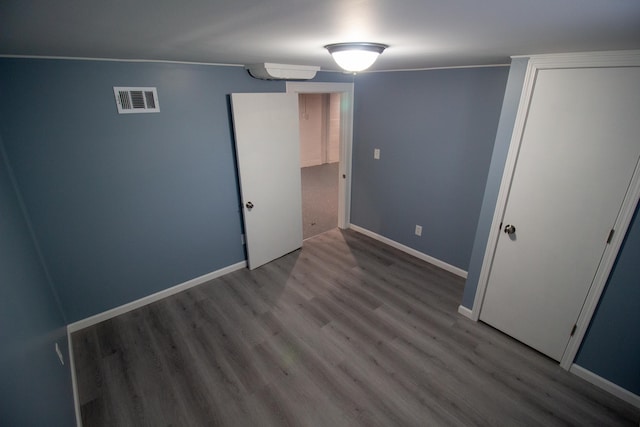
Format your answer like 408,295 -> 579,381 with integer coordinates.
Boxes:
245,63 -> 320,80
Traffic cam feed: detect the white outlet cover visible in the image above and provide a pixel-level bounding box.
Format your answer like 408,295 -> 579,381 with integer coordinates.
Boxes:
415,225 -> 423,236
374,148 -> 380,159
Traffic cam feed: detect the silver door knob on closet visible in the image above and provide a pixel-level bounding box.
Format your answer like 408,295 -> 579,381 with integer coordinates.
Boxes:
504,224 -> 516,235
246,201 -> 254,209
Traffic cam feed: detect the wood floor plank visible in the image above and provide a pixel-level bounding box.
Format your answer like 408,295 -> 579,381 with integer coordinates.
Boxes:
72,228 -> 640,426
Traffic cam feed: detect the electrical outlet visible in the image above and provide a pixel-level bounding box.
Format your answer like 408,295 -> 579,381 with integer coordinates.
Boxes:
415,225 -> 422,236
55,342 -> 64,365
374,148 -> 381,160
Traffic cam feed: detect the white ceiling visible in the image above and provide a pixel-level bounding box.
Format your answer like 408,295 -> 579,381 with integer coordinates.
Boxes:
1,0 -> 640,71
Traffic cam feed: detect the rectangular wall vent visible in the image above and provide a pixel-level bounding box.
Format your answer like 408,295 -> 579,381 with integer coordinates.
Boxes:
113,87 -> 160,114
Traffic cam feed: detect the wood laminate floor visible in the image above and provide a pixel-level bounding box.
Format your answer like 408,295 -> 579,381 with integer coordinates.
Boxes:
72,229 -> 640,426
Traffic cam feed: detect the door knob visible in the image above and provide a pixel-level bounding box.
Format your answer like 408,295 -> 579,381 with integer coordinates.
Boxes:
245,201 -> 254,209
504,224 -> 516,235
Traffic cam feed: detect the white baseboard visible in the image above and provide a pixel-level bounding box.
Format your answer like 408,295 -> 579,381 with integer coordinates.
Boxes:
570,364 -> 640,409
67,331 -> 82,427
349,224 -> 468,279
67,261 -> 246,333
458,305 -> 474,320
301,159 -> 322,168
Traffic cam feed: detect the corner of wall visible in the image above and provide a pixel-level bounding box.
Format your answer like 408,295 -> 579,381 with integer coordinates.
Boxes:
461,57 -> 530,309
0,129 -> 76,426
0,134 -> 68,324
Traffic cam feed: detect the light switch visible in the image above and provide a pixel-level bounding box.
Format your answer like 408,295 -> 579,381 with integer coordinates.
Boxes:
374,148 -> 381,160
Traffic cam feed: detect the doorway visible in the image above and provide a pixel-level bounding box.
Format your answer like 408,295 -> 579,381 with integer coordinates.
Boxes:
286,82 -> 355,234
298,93 -> 341,239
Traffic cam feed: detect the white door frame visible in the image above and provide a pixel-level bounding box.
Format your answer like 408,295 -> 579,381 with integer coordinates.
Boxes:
470,50 -> 640,370
286,82 -> 354,230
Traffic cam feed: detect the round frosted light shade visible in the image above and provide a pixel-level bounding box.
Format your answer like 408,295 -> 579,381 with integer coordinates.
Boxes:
331,50 -> 380,72
325,42 -> 388,72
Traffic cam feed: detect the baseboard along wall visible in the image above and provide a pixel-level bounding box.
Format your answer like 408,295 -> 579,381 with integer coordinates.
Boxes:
66,261 -> 247,427
67,225 -> 466,331
570,364 -> 640,410
457,305 -> 474,319
349,224 -> 468,279
67,261 -> 247,333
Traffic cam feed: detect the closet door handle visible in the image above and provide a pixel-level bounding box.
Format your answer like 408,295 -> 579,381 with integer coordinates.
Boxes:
245,201 -> 254,209
504,224 -> 516,235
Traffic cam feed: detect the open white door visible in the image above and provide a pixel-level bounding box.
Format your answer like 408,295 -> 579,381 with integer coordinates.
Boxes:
231,93 -> 303,269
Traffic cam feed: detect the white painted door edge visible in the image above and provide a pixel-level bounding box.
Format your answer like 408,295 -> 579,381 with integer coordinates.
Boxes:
286,82 -> 354,230
469,51 -> 640,371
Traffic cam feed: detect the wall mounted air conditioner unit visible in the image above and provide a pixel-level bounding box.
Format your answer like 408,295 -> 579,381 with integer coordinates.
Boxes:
245,63 -> 320,80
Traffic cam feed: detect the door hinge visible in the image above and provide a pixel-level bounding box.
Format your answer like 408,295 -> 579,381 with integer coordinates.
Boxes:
606,229 -> 615,244
570,324 -> 577,336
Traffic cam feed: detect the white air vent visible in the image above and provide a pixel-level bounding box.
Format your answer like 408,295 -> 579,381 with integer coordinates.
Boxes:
113,87 -> 160,114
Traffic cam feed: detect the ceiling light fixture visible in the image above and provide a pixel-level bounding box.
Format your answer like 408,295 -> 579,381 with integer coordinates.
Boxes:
324,42 -> 388,72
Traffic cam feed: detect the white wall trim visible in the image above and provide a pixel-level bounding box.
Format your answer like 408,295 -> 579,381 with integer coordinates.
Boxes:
286,82 -> 354,230
368,63 -> 510,73
67,261 -> 246,332
570,364 -> 640,409
0,55 -> 514,73
0,54 -> 244,68
469,51 -> 640,373
512,50 -> 640,67
349,224 -> 468,278
67,332 -> 82,427
458,305 -> 474,320
300,159 -> 323,168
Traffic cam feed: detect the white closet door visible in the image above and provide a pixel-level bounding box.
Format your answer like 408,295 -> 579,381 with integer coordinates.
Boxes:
480,67 -> 640,361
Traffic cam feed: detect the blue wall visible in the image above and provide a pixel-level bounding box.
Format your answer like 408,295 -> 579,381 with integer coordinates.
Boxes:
0,136 -> 76,426
0,58 -> 352,424
0,59 -> 287,322
462,58 -> 529,307
350,67 -> 509,270
576,203 -> 640,395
